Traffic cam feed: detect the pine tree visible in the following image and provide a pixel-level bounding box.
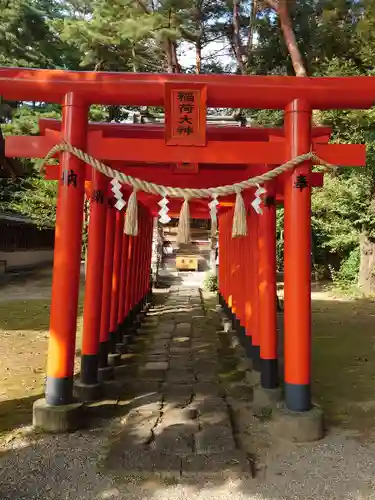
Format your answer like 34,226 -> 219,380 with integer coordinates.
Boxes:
0,0 -> 80,68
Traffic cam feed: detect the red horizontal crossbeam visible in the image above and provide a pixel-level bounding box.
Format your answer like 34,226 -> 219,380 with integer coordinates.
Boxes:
38,118 -> 333,142
6,131 -> 365,167
1,68 -> 375,109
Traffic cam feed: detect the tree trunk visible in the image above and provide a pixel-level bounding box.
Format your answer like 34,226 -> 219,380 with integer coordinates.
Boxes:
171,41 -> 180,73
196,39 -> 202,73
277,1 -> 306,76
247,0 -> 257,60
231,0 -> 247,75
195,0 -> 203,74
358,229 -> 375,295
264,0 -> 307,77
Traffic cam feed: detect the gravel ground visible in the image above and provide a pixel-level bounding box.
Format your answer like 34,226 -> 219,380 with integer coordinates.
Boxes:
1,276 -> 375,499
1,425 -> 375,500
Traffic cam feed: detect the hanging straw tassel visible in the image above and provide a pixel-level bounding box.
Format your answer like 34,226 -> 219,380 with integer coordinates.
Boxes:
209,196 -> 219,237
124,188 -> 138,236
232,188 -> 247,237
177,195 -> 191,245
211,219 -> 217,238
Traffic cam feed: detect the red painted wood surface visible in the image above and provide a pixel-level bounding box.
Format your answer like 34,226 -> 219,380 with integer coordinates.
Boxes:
38,118 -> 333,141
7,133 -> 365,167
284,99 -> 312,387
1,68 -> 375,109
164,83 -> 207,146
100,201 -> 116,343
109,211 -> 124,332
46,94 -> 87,383
82,170 -> 108,356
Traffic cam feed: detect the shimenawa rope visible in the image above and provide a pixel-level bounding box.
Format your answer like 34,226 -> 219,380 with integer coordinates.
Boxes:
39,142 -> 334,241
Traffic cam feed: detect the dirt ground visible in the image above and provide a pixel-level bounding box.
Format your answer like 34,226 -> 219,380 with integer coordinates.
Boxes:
0,269 -> 375,440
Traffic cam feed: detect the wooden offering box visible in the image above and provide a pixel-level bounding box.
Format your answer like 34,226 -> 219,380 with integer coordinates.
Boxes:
175,255 -> 199,271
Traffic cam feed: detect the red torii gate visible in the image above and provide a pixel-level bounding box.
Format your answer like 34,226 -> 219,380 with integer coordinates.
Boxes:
0,67 -> 368,436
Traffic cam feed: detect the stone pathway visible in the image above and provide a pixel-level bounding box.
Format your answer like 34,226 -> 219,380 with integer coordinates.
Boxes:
3,284 -> 375,499
105,286 -> 252,480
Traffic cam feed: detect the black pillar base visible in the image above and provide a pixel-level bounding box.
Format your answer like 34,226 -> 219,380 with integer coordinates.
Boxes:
242,334 -> 253,360
251,345 -> 261,372
218,292 -> 224,308
221,297 -> 230,317
98,341 -> 109,368
109,331 -> 117,354
236,323 -> 246,347
126,309 -> 136,328
261,358 -> 279,389
232,316 -> 245,347
80,353 -> 99,385
285,382 -> 311,412
228,307 -> 235,324
115,325 -> 124,344
45,375 -> 74,406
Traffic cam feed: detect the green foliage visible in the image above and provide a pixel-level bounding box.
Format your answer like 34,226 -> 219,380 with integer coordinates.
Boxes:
203,272 -> 218,293
330,247 -> 360,289
0,176 -> 57,227
276,208 -> 284,270
1,103 -> 61,224
0,0 -> 80,68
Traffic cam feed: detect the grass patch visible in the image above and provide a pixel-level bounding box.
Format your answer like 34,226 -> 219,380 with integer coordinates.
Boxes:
0,297 -> 83,437
203,286 -> 375,434
312,294 -> 375,432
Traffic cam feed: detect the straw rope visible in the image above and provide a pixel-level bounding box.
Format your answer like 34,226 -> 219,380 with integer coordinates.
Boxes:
39,141 -> 335,240
39,141 -> 334,199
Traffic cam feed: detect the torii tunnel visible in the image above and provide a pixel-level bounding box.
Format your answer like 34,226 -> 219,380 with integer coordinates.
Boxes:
0,68 -> 369,430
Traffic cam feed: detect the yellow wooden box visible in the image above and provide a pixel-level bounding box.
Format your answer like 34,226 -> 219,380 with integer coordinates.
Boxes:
175,255 -> 199,271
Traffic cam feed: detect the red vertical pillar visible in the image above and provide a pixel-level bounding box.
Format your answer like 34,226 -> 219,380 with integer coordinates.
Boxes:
222,211 -> 230,313
99,197 -> 116,368
109,210 -> 124,351
141,213 -> 148,304
258,180 -> 278,388
142,211 -> 150,306
144,213 -> 153,304
217,213 -> 223,307
135,209 -> 144,310
227,209 -> 234,314
284,99 -> 312,411
118,229 -> 130,329
249,206 -> 261,370
124,237 -> 134,320
236,236 -> 244,327
79,169 -> 108,390
237,232 -> 247,344
46,93 -> 87,406
243,212 -> 253,356
133,222 -> 142,314
231,226 -> 238,319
